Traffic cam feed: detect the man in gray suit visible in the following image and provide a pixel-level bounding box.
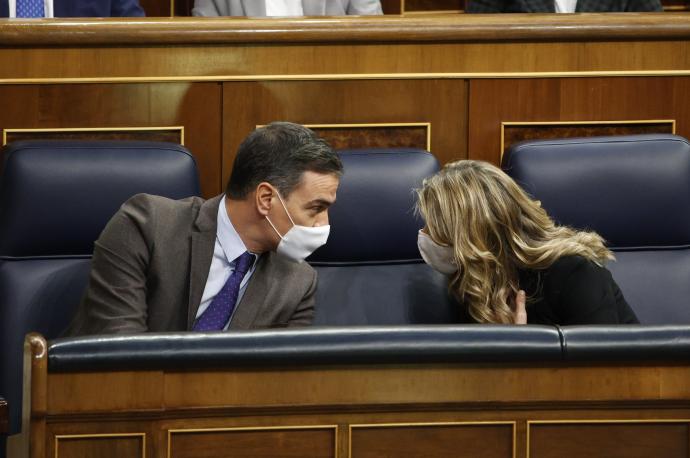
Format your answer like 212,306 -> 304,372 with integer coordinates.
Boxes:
193,0 -> 382,17
466,0 -> 662,12
67,122 -> 343,335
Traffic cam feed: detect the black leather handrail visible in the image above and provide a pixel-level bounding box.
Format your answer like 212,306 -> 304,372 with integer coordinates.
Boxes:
48,325 -> 561,372
47,325 -> 690,372
560,325 -> 690,362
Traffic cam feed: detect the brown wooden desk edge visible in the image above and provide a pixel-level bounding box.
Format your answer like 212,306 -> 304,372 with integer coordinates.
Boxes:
0,397 -> 7,434
0,13 -> 689,46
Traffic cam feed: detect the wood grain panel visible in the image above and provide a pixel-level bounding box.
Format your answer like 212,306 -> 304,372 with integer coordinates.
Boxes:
161,365 -> 690,409
351,423 -> 512,458
529,422 -> 689,458
47,372 -> 164,414
3,41 -> 690,81
169,428 -> 335,458
0,83 -> 221,197
380,0 -> 403,14
468,77 -> 690,165
3,15 -> 690,46
4,128 -> 182,145
222,79 -> 467,181
55,435 -> 144,458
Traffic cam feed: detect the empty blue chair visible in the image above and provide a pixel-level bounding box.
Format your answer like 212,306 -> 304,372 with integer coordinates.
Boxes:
503,134 -> 690,324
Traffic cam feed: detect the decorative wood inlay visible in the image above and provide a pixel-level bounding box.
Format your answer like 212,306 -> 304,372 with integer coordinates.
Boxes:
2,127 -> 184,146
308,123 -> 430,151
501,120 -> 675,159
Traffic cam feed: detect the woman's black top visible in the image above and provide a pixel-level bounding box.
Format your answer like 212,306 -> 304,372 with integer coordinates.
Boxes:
518,255 -> 639,325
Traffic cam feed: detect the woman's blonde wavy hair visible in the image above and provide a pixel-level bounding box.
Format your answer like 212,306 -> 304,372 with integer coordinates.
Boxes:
416,160 -> 614,324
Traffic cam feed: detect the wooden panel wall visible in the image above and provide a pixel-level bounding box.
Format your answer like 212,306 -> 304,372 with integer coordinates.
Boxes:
0,83 -> 222,197
221,80 -> 467,187
468,77 -> 690,164
0,16 -> 688,199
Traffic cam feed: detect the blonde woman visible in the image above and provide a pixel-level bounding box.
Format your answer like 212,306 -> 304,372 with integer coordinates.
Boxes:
416,160 -> 639,325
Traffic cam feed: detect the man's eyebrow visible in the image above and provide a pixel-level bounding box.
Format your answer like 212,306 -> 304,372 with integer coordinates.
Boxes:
306,198 -> 335,207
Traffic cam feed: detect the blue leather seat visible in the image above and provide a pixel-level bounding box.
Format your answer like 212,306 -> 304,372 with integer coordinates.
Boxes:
0,141 -> 200,453
502,134 -> 690,325
308,149 -> 461,325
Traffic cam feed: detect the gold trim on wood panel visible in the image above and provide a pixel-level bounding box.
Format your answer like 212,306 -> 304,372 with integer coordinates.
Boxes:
499,119 -> 677,161
525,419 -> 690,458
55,433 -> 146,458
4,70 -> 690,85
2,126 -> 185,146
166,425 -> 339,458
348,421 -> 517,458
264,122 -> 432,151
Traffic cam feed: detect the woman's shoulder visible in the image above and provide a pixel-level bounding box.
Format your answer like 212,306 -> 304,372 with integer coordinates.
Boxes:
546,254 -> 604,280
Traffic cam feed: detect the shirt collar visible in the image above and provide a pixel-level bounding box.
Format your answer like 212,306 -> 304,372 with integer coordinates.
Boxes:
217,196 -> 258,266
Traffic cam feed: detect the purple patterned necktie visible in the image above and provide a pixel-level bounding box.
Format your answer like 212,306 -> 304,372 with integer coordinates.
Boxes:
16,0 -> 44,17
193,251 -> 254,331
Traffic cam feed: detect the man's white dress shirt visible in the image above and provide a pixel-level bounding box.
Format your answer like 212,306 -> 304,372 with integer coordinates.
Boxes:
554,0 -> 577,12
265,0 -> 304,16
195,196 -> 259,330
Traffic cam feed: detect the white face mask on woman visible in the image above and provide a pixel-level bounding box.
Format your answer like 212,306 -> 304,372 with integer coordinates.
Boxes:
417,230 -> 457,275
265,191 -> 330,263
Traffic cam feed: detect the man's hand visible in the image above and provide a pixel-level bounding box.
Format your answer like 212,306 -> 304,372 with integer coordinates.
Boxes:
514,290 -> 527,325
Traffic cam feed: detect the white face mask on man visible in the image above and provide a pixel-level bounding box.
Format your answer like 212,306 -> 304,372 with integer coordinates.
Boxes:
417,230 -> 458,275
265,190 -> 330,263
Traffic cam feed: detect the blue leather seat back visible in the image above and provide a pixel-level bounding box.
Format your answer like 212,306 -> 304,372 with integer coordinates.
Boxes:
0,141 -> 200,256
503,134 -> 690,324
309,149 -> 461,325
0,141 -> 200,440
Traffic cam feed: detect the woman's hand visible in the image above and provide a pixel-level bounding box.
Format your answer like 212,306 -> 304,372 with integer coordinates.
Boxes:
514,290 -> 527,324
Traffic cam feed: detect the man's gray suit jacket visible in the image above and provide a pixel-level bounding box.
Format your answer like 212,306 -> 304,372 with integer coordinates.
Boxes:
466,0 -> 662,12
192,0 -> 382,17
66,194 -> 316,335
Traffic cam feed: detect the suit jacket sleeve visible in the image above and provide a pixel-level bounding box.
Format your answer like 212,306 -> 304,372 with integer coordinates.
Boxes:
66,195 -> 154,335
287,267 -> 317,326
346,0 -> 383,14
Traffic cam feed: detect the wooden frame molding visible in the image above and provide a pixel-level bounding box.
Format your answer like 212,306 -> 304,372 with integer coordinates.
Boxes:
499,119 -> 677,160
166,425 -> 339,458
348,421 -> 517,458
54,433 -> 146,458
2,126 -> 185,146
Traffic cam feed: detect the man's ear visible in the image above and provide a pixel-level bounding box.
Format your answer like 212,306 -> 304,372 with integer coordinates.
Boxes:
255,182 -> 274,216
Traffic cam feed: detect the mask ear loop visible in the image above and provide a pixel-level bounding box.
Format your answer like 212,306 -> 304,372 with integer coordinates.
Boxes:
265,187 -> 295,239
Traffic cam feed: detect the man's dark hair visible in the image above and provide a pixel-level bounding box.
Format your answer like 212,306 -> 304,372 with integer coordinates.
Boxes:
225,122 -> 343,199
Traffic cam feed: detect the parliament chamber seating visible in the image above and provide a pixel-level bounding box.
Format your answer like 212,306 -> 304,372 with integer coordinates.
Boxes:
502,134 -> 690,325
3,141 -> 690,458
0,141 -> 200,458
309,148 -> 460,325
